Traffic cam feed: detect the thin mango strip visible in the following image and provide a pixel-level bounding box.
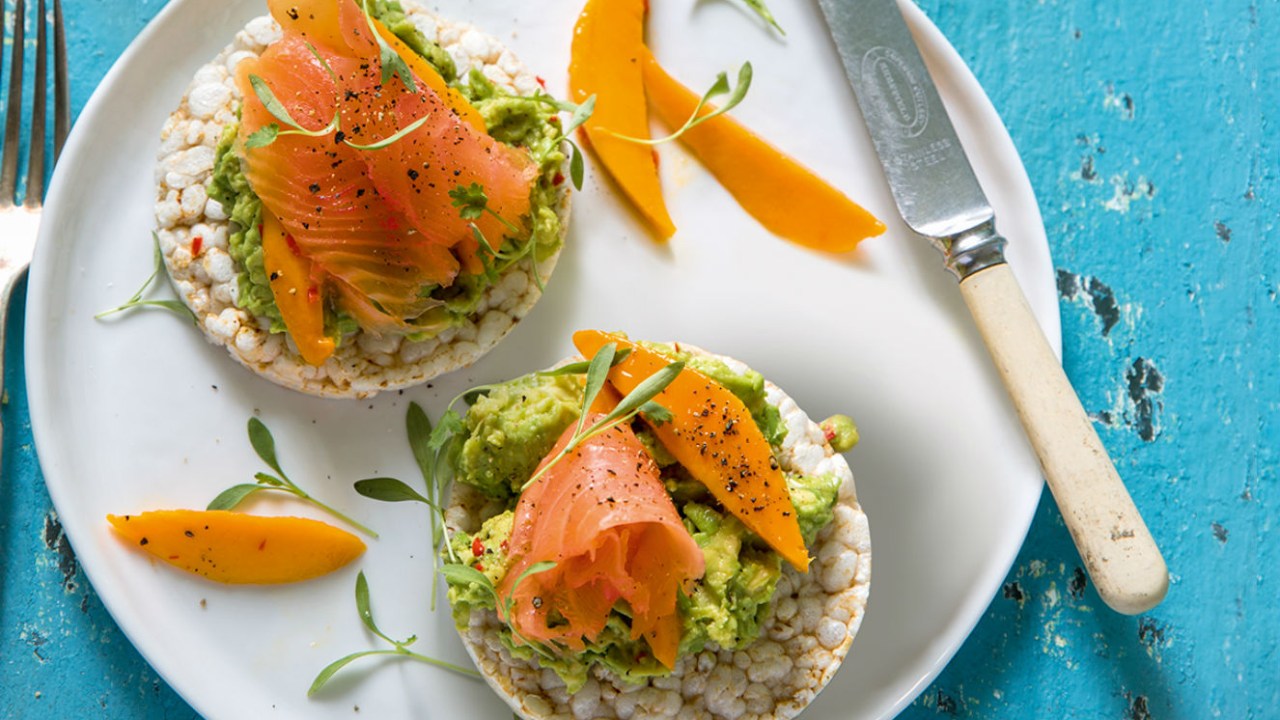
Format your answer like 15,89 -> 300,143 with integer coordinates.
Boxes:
568,0 -> 676,239
640,50 -> 885,253
107,510 -> 365,584
261,208 -> 335,366
573,330 -> 810,572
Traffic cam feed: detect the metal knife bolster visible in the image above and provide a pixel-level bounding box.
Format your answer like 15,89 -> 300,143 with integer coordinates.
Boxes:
935,222 -> 1008,281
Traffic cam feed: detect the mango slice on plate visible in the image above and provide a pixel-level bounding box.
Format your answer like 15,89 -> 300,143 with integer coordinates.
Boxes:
568,0 -> 676,239
640,50 -> 885,253
107,510 -> 365,584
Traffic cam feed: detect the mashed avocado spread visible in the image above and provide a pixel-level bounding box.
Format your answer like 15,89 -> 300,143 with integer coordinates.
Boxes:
206,0 -> 566,341
446,350 -> 845,691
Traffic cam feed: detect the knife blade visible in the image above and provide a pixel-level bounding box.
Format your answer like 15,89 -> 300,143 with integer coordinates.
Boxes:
818,0 -> 1169,614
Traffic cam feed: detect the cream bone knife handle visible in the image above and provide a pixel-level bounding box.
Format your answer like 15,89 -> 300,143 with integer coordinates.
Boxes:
957,259 -> 1169,614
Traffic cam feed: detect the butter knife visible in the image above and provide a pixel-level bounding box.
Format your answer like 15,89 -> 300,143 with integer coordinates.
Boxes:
817,0 -> 1169,614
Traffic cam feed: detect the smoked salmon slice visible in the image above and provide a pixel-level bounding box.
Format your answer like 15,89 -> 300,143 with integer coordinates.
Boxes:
499,415 -> 705,669
236,0 -> 538,334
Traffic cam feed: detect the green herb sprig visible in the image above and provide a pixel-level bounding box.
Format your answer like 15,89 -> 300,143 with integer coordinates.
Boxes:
736,0 -> 785,35
611,62 -> 753,146
95,233 -> 198,324
208,417 -> 378,538
448,182 -> 547,291
529,93 -> 596,191
358,0 -> 418,93
308,571 -> 479,696
353,402 -> 454,609
519,343 -> 681,492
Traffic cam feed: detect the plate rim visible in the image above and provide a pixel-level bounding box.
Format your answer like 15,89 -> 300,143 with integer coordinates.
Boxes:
25,1 -> 1054,718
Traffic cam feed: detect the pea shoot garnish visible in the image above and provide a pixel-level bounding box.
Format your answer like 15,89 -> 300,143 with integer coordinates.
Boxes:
308,571 -> 479,697
611,62 -> 753,146
95,233 -> 197,324
208,417 -> 378,538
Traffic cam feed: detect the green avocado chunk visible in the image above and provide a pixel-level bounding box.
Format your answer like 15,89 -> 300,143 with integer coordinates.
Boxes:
453,374 -> 581,499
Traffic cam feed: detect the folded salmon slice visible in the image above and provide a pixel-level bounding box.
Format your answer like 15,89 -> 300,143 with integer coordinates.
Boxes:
500,415 -> 706,669
236,0 -> 538,333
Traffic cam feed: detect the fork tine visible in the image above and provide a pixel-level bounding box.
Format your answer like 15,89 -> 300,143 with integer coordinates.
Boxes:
25,0 -> 48,207
53,0 -> 68,160
0,0 -> 26,207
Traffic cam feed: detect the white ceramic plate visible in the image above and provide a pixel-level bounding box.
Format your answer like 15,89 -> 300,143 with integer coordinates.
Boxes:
27,1 -> 1055,718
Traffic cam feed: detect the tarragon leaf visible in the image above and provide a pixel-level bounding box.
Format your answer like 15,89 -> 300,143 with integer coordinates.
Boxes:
576,342 -> 617,435
356,571 -> 396,644
354,477 -> 434,506
406,402 -> 434,486
95,233 -> 197,324
601,361 -> 685,426
248,74 -> 318,133
562,94 -> 596,137
247,417 -> 287,480
538,348 -> 631,377
568,140 -> 586,191
206,484 -> 263,511
308,650 -> 387,696
638,401 -> 674,426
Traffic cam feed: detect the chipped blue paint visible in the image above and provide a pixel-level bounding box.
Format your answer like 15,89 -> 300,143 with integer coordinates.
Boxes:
1,0 -> 1277,718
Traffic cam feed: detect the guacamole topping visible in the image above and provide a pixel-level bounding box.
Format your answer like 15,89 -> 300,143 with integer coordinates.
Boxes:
446,355 -> 843,691
207,0 -> 566,341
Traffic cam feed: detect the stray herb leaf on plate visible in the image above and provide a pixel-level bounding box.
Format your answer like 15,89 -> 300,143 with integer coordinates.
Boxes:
308,571 -> 480,696
95,233 -> 198,324
206,417 -> 377,538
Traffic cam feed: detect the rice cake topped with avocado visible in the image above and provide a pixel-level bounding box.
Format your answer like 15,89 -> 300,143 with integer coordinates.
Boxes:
443,335 -> 872,719
153,0 -> 572,398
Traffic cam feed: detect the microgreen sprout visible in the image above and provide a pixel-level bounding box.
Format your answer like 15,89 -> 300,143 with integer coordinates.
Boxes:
308,571 -> 479,696
208,417 -> 378,538
736,0 -> 785,35
95,233 -> 198,324
611,62 -> 753,146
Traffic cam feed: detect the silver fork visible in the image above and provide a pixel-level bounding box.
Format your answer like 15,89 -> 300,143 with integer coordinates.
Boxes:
0,0 -> 69,459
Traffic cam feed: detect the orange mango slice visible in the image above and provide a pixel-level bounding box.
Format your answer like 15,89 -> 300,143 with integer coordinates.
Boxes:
640,50 -> 885,253
573,330 -> 809,572
107,510 -> 365,584
568,0 -> 676,239
261,208 -> 335,366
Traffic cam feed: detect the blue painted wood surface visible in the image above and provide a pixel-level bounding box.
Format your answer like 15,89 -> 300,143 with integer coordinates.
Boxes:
1,0 -> 1275,718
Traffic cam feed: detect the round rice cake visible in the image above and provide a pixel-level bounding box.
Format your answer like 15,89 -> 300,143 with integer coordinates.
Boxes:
445,346 -> 872,720
153,3 -> 570,399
